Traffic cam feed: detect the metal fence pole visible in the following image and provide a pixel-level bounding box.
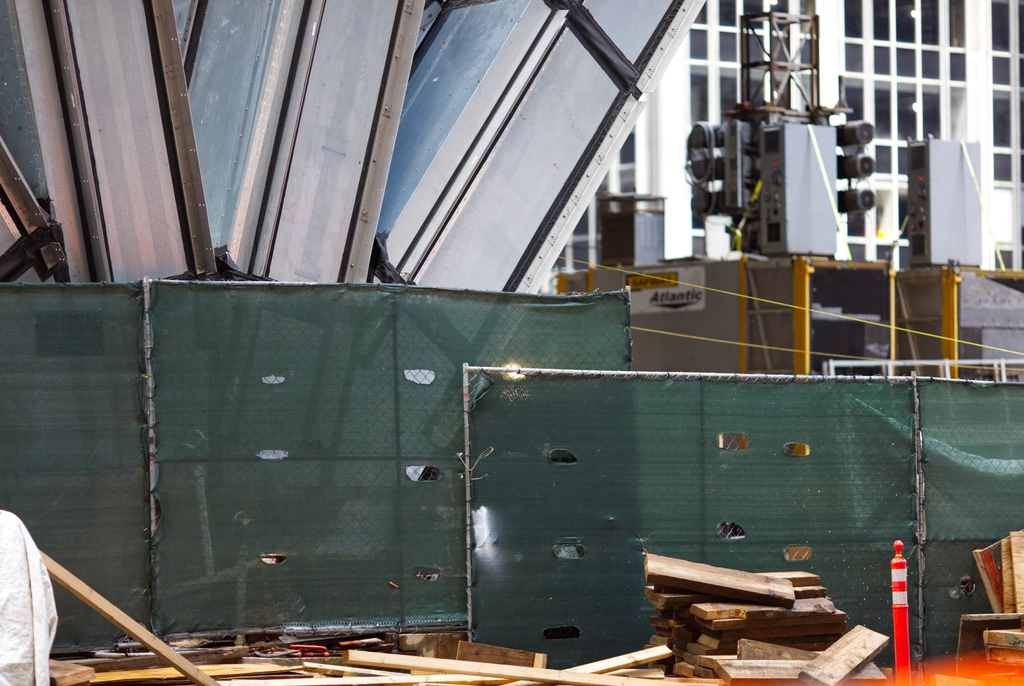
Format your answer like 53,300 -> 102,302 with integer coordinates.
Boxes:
911,372 -> 926,671
142,278 -> 159,630
462,363 -> 474,639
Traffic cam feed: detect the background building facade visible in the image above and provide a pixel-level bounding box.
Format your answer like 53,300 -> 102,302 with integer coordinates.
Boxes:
560,0 -> 1021,274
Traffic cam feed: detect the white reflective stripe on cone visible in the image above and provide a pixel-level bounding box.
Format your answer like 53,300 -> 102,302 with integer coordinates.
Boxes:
892,590 -> 908,604
891,567 -> 907,582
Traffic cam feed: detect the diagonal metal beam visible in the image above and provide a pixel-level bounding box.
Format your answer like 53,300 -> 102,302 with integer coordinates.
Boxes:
147,0 -> 217,276
0,132 -> 48,235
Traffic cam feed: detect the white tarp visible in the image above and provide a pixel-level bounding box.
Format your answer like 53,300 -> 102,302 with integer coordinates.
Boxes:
0,510 -> 57,686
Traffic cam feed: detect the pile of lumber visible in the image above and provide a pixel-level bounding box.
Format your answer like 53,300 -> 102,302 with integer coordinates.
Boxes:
973,530 -> 1024,613
984,623 -> 1024,668
643,554 -> 847,678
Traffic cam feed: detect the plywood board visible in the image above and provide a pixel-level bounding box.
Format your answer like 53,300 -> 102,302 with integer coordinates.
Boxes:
1002,538 -> 1017,613
645,555 -> 795,608
973,540 -> 1005,613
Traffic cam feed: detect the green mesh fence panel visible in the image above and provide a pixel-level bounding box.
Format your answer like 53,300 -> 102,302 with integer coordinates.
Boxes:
467,372 -> 916,667
0,284 -> 147,649
148,283 -> 631,635
918,380 -> 1024,658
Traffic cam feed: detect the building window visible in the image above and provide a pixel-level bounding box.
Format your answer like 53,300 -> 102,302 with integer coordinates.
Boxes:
846,0 -> 863,38
874,0 -> 890,40
846,43 -> 864,72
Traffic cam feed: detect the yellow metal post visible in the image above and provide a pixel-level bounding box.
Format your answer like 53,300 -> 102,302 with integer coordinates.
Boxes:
941,265 -> 962,378
792,256 -> 814,375
586,267 -> 594,293
556,272 -> 567,294
888,266 -> 897,362
738,255 -> 748,373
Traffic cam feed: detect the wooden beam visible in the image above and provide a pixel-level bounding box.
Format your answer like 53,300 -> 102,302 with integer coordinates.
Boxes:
797,626 -> 889,686
1010,532 -> 1024,615
342,650 -> 667,686
736,641 -> 818,662
458,642 -> 547,669
984,629 -> 1024,649
692,599 -> 837,622
1002,539 -> 1017,612
48,661 -> 95,686
567,647 -> 674,674
90,663 -> 294,683
40,552 -> 218,686
644,555 -> 795,608
715,661 -> 886,685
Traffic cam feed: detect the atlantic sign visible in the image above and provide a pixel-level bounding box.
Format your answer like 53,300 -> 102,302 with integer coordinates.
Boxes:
627,266 -> 706,314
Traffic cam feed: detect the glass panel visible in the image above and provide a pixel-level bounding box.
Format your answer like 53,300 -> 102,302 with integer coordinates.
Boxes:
875,46 -> 891,75
619,132 -> 635,165
172,0 -> 192,48
720,31 -> 737,62
993,0 -> 1010,51
896,0 -> 915,42
995,154 -> 1013,181
743,0 -> 762,14
921,86 -> 940,138
691,68 -> 709,122
846,0 -> 863,37
949,87 -> 967,140
949,52 -> 966,80
720,0 -> 736,26
896,48 -> 916,77
721,69 -> 738,115
949,0 -> 965,46
848,213 -> 866,237
993,91 -> 1012,147
874,0 -> 890,40
898,147 -> 907,175
875,83 -> 892,138
690,28 -> 707,59
921,0 -> 939,44
847,80 -> 864,119
897,84 -> 916,140
695,3 -> 707,23
846,43 -> 864,72
994,57 -> 1011,85
921,50 -> 939,78
876,145 -> 892,173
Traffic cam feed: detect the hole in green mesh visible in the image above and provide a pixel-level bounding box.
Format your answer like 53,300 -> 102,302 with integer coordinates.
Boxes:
784,545 -> 812,561
413,566 -> 441,581
716,522 -> 746,539
784,442 -> 811,456
406,465 -> 444,482
260,553 -> 287,564
542,625 -> 581,640
548,449 -> 578,464
717,433 -> 749,450
553,542 -> 586,559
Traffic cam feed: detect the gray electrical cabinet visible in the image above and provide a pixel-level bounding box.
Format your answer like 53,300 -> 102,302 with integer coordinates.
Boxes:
906,138 -> 982,267
758,123 -> 837,256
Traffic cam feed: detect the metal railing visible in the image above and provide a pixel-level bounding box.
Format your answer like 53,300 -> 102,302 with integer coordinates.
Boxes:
825,357 -> 1023,380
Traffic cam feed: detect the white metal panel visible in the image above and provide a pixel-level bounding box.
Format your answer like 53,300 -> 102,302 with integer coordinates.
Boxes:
583,0 -> 675,64
266,0 -> 410,282
66,0 -> 188,281
414,32 -> 619,290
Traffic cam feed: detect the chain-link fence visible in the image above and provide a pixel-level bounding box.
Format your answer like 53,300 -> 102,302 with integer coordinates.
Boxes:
463,367 -> 1024,669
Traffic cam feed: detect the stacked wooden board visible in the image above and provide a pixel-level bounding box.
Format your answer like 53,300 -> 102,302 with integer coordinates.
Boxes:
972,530 -> 1024,613
984,623 -> 1024,667
643,554 -> 846,678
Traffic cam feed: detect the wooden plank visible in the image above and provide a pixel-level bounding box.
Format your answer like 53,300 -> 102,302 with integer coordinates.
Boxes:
342,650 -> 675,686
796,626 -> 889,686
700,623 -> 846,642
40,552 -> 218,686
647,587 -> 722,610
1011,532 -> 1024,616
1002,538 -> 1017,613
78,647 -> 248,673
793,587 -> 829,600
973,541 -> 1005,614
716,661 -> 886,685
284,674 -> 503,685
760,573 -> 822,588
645,556 -> 795,608
608,669 -> 666,679
987,647 -> 1024,665
458,642 -> 547,669
699,614 -> 846,632
90,663 -> 295,683
652,616 -> 688,629
692,666 -> 717,679
673,663 -> 696,678
692,655 -> 737,670
736,641 -> 818,662
567,647 -> 675,673
649,635 -> 672,647
957,613 -> 1024,658
984,629 -> 1024,649
692,599 -> 838,622
49,661 -> 96,686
